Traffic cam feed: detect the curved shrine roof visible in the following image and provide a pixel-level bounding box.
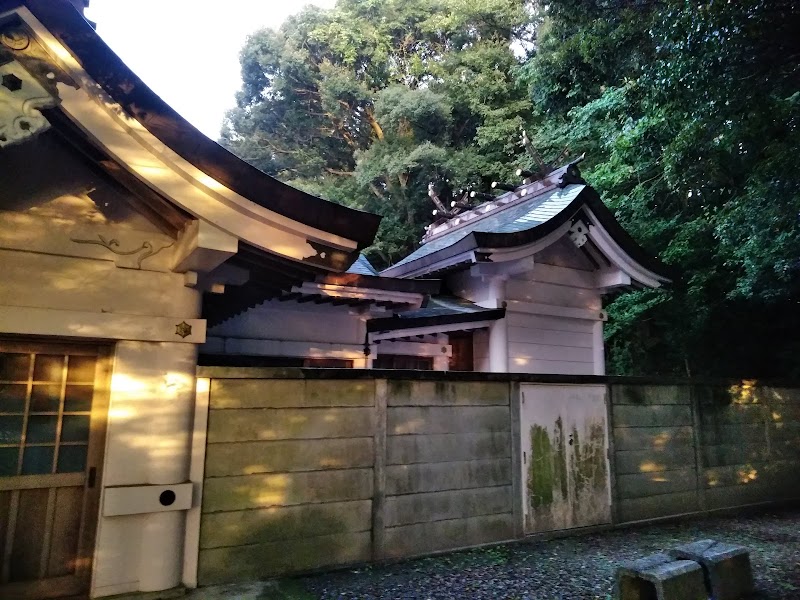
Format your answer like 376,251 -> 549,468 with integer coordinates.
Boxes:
0,0 -> 380,249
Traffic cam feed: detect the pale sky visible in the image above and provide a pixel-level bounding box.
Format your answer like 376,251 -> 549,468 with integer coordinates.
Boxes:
85,0 -> 337,139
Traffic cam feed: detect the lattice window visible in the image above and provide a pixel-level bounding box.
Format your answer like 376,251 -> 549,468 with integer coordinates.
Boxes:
0,351 -> 96,477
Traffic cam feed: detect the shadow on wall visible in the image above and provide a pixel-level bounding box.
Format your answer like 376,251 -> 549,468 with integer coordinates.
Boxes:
611,382 -> 800,524
196,378 -> 376,585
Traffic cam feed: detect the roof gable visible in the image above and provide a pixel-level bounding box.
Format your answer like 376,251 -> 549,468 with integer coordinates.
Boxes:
382,170 -> 671,289
0,1 -> 380,271
0,0 -> 380,247
385,185 -> 586,274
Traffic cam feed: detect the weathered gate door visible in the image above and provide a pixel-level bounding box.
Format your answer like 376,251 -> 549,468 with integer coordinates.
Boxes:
0,341 -> 109,600
520,384 -> 611,534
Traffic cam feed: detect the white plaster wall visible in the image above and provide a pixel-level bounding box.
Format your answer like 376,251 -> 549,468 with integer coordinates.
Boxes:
209,299 -> 363,344
0,249 -> 197,318
0,212 -> 203,596
205,299 -> 369,366
93,341 -> 198,596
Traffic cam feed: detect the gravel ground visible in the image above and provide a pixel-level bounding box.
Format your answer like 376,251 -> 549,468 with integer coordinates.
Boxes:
285,507 -> 800,599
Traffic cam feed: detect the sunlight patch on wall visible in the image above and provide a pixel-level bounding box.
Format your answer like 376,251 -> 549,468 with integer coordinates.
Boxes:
638,461 -> 665,473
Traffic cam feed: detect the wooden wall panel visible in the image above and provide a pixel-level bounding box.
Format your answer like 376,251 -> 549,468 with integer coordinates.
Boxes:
505,310 -> 596,376
0,490 -> 9,579
10,488 -> 49,582
46,486 -> 82,578
199,531 -> 372,585
205,438 -> 373,476
200,500 -> 372,549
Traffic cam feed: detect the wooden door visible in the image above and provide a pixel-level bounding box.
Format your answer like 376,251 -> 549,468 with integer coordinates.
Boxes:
448,331 -> 474,371
0,341 -> 109,600
520,384 -> 611,534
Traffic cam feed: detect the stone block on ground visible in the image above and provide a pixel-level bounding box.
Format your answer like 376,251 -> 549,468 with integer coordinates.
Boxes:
668,539 -> 754,600
615,552 -> 708,600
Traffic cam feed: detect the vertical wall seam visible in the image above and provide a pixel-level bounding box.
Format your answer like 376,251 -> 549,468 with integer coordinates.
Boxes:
509,381 -> 523,539
606,384 -> 619,524
689,384 -> 706,513
371,379 -> 388,561
182,376 -> 211,589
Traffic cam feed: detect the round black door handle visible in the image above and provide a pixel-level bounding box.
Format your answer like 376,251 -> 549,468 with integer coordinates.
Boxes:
159,490 -> 176,506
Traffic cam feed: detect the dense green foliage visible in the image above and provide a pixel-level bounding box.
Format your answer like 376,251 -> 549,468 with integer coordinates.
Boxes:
222,0 -> 536,264
223,0 -> 800,377
523,0 -> 800,376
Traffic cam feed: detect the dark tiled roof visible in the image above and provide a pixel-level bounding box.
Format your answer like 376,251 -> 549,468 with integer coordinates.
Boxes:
346,254 -> 379,276
3,0 -> 380,248
386,184 -> 585,272
367,296 -> 505,333
398,296 -> 497,319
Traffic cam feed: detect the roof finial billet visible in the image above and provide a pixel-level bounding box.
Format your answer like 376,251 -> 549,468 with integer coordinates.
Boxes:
427,180 -> 473,220
519,129 -> 577,183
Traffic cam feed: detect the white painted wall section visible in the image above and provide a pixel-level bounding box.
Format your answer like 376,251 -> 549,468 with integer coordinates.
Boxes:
93,341 -> 198,596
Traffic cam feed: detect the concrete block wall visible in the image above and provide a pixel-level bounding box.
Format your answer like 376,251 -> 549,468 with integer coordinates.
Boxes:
196,374 -> 518,584
609,383 -> 800,523
381,380 -> 516,559
194,370 -> 800,585
699,384 -> 800,510
611,385 -> 701,522
197,378 -> 376,585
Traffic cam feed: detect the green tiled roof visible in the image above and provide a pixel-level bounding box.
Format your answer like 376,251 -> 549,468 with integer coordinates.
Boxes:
387,184 -> 586,271
347,254 -> 379,276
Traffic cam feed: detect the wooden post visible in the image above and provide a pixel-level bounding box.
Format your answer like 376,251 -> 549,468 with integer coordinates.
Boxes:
509,381 -> 524,539
606,384 -> 620,524
689,384 -> 707,512
371,379 -> 388,561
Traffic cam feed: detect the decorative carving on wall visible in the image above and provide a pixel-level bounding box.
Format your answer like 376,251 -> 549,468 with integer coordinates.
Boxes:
70,233 -> 174,268
0,60 -> 57,148
0,30 -> 31,51
174,322 -> 192,339
569,220 -> 589,248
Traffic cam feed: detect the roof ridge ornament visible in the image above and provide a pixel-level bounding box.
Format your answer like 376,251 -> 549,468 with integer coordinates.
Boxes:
421,134 -> 588,240
520,129 -> 587,187
426,180 -> 475,224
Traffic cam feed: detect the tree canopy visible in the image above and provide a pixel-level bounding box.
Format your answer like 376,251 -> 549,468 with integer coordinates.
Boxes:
522,0 -> 800,376
222,0 -> 536,264
223,0 -> 800,378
